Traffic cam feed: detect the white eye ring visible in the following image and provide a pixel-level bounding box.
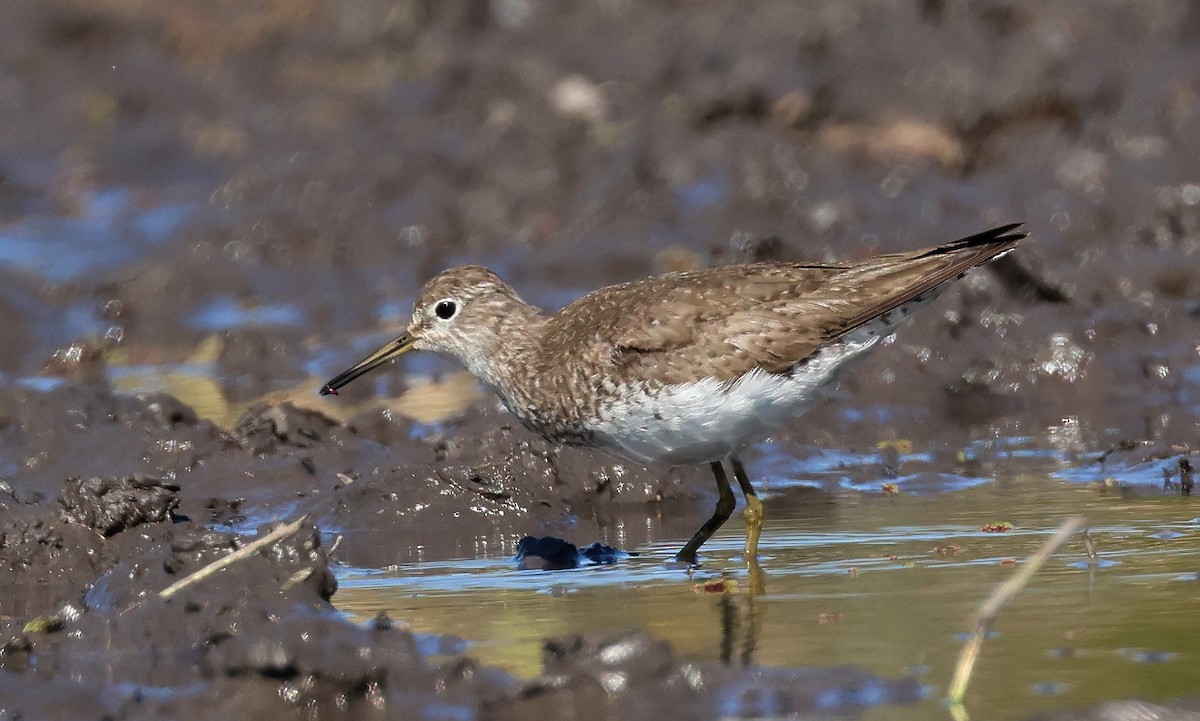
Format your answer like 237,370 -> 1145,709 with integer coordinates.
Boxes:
434,299 -> 459,320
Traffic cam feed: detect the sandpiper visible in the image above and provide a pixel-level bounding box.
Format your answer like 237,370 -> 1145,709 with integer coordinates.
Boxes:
322,223 -> 1024,564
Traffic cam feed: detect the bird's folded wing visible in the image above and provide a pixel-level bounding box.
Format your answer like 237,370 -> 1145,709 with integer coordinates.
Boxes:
602,264 -> 843,353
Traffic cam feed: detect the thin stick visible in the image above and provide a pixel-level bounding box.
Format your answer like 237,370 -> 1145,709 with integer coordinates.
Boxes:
281,565 -> 315,590
1082,529 -> 1098,562
946,515 -> 1086,709
280,534 -> 343,590
158,514 -> 310,600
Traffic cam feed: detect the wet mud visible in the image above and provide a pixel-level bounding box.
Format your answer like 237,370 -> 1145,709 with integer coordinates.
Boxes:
3,0 -> 1200,718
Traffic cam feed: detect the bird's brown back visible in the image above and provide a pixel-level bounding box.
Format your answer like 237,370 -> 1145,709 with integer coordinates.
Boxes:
537,225 -> 1022,387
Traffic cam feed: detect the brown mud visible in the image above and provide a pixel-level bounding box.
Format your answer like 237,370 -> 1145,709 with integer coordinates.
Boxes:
3,0 -> 1200,718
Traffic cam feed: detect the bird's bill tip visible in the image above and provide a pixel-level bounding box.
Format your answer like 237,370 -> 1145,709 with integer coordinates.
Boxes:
319,332 -> 415,396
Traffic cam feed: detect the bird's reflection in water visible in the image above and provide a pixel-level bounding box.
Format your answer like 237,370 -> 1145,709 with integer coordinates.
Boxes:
716,558 -> 766,666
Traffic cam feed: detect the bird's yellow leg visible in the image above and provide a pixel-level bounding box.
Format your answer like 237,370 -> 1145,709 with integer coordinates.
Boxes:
731,456 -> 763,561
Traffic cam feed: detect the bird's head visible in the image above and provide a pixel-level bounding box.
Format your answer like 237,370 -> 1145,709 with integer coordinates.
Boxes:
320,265 -> 532,395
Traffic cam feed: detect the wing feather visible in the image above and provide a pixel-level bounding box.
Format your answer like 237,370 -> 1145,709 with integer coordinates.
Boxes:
543,224 -> 1024,385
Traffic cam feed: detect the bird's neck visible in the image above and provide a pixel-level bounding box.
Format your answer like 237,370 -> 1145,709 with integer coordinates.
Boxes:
459,301 -> 548,406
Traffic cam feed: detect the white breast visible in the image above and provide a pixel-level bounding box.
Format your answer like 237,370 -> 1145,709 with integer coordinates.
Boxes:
591,334 -> 883,465
586,280 -> 954,466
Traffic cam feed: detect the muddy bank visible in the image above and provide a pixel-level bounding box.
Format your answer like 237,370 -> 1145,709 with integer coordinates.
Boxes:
2,380 -> 1196,719
4,0 -> 1200,718
0,385 -> 919,720
0,383 -> 707,571
0,0 -> 1198,448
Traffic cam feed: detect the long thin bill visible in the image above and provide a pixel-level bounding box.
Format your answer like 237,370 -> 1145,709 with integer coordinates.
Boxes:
320,333 -> 415,396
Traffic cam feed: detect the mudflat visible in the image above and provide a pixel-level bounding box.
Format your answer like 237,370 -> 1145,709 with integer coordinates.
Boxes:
2,1 -> 1200,719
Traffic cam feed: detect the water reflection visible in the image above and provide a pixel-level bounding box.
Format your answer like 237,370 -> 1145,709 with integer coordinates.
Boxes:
334,475 -> 1199,720
714,559 -> 766,666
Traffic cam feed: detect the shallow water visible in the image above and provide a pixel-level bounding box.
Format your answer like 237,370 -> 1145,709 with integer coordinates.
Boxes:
335,468 -> 1199,720
81,340 -> 1200,717
8,1 -> 1200,718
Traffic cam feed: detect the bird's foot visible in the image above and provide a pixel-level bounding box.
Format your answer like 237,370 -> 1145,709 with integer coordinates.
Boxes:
742,496 -> 764,560
669,552 -> 700,570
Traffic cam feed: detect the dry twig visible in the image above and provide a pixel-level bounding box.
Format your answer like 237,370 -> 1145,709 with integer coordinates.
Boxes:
158,514 -> 311,600
946,515 -> 1087,715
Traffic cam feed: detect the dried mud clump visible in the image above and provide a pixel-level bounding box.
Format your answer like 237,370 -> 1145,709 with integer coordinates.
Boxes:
234,401 -> 338,453
57,473 -> 181,536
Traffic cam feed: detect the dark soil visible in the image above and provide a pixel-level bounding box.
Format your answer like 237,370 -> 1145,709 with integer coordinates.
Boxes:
3,0 -> 1200,718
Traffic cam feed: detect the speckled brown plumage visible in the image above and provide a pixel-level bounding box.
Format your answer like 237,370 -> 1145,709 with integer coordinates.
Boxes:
322,223 -> 1025,564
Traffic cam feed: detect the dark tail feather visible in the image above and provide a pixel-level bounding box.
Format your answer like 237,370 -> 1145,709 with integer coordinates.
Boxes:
827,222 -> 1026,340
921,222 -> 1026,258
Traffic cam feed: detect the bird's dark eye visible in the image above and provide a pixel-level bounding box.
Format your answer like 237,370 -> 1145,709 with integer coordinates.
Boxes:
434,300 -> 458,320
